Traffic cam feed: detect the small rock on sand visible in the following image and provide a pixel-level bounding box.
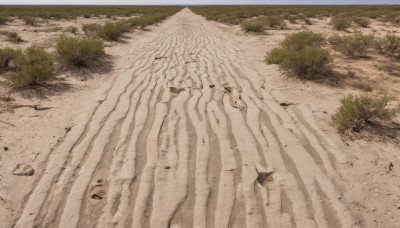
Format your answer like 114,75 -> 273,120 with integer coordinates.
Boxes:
13,164 -> 35,176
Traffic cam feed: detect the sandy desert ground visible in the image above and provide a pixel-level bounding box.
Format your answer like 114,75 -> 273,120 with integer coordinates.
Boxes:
1,8 -> 400,228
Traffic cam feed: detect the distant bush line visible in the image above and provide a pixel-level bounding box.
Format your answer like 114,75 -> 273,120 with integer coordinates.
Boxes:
0,6 -> 183,20
190,5 -> 400,27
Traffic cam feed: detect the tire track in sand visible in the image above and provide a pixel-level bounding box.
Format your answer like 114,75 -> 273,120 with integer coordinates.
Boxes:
15,8 -> 355,228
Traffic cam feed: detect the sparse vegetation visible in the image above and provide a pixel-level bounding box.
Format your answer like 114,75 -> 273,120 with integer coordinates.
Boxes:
0,48 -> 21,70
266,46 -> 331,79
329,33 -> 375,57
332,94 -> 398,133
262,16 -> 285,29
65,26 -> 78,34
377,62 -> 400,76
83,21 -> 129,41
7,32 -> 23,43
281,31 -> 325,50
97,21 -> 130,41
190,6 -> 400,26
56,35 -> 105,68
0,6 -> 182,21
8,46 -> 54,87
22,16 -> 37,26
376,35 -> 400,59
354,17 -> 370,28
0,15 -> 8,25
241,20 -> 265,32
352,81 -> 373,92
266,31 -> 330,79
332,17 -> 351,31
82,23 -> 102,36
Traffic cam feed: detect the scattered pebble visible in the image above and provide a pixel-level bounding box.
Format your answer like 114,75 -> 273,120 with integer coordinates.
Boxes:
13,164 -> 35,176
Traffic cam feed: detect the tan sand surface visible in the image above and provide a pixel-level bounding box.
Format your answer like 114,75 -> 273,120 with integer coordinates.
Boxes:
1,8 -> 400,228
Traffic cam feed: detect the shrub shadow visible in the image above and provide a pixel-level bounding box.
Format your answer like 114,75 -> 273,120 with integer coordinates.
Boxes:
9,80 -> 74,100
348,120 -> 400,144
62,57 -> 113,80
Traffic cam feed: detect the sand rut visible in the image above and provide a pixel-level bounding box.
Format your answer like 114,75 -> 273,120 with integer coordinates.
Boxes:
15,8 -> 355,228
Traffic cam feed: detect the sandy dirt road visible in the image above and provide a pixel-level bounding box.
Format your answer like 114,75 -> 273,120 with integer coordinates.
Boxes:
13,8 -> 356,228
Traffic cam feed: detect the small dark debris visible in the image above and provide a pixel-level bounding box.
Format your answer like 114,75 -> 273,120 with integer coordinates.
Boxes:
91,194 -> 103,200
3,146 -> 8,151
65,127 -> 71,132
164,166 -> 171,169
280,102 -> 296,107
209,84 -> 215,88
169,87 -> 184,93
155,56 -> 167,60
224,86 -> 233,93
256,171 -> 274,185
387,162 -> 394,173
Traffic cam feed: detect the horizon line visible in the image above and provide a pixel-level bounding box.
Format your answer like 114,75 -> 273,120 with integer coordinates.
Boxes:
0,4 -> 399,6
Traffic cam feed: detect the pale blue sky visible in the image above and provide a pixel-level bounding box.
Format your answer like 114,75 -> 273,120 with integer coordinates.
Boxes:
0,0 -> 399,4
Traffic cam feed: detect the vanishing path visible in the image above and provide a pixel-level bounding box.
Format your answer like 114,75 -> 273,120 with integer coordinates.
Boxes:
15,9 -> 355,228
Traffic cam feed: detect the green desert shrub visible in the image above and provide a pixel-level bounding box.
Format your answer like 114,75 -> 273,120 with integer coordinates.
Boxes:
288,16 -> 297,24
304,18 -> 313,25
327,34 -> 343,46
56,35 -> 105,68
8,46 -> 54,87
330,33 -> 375,57
354,17 -> 370,28
65,26 -> 78,34
83,22 -> 129,41
332,94 -> 398,133
262,16 -> 285,29
0,48 -> 21,69
376,35 -> 400,58
7,32 -> 23,43
22,16 -> 37,26
377,62 -> 400,76
266,46 -> 331,79
241,20 -> 265,32
281,31 -> 325,51
0,15 -> 8,25
241,16 -> 285,32
332,17 -> 351,31
352,81 -> 373,92
266,31 -> 330,79
96,22 -> 129,41
82,23 -> 102,35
